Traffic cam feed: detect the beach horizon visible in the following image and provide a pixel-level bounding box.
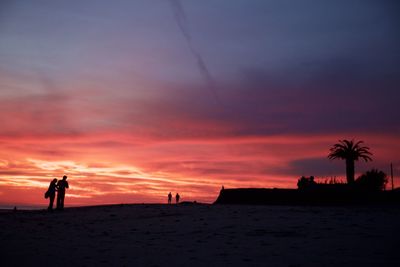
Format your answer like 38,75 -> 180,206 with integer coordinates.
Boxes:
1,203 -> 399,266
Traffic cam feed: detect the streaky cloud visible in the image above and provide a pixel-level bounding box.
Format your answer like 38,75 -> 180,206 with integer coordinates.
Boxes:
168,0 -> 222,105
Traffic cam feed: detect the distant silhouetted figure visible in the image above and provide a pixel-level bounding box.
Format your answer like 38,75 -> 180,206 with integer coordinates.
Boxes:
175,193 -> 180,204
46,178 -> 58,211
56,175 -> 69,210
168,192 -> 172,204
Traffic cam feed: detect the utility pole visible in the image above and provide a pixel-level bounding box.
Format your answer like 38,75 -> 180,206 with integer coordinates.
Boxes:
391,163 -> 394,190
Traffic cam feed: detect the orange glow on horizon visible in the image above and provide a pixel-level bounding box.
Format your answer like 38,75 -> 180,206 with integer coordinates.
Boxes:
1,132 -> 399,207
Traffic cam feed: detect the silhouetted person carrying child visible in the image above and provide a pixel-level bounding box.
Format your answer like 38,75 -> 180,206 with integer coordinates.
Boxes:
168,192 -> 172,204
56,175 -> 69,210
176,193 -> 180,204
46,178 -> 58,211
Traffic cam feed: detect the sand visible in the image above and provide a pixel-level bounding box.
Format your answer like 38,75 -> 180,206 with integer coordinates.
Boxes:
1,203 -> 399,266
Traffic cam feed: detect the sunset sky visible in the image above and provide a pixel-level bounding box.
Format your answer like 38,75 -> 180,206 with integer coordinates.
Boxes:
1,0 -> 399,207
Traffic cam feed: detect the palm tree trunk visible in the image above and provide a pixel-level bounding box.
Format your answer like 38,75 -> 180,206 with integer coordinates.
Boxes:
346,158 -> 355,184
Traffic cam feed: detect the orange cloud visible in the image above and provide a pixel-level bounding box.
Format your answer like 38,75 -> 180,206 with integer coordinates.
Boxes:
1,131 -> 399,207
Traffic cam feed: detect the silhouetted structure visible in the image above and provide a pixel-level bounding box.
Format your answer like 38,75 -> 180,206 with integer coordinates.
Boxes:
168,192 -> 172,204
176,193 -> 180,204
214,141 -> 396,205
328,139 -> 372,184
46,178 -> 58,211
214,187 -> 400,205
56,175 -> 69,210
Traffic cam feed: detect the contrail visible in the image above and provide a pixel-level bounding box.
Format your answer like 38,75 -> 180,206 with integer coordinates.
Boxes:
168,0 -> 221,105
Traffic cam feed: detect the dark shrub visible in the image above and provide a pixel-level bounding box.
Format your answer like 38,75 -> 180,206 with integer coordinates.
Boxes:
356,169 -> 387,191
297,176 -> 316,189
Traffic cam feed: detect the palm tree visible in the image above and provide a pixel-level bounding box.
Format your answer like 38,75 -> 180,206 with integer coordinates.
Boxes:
328,139 -> 372,184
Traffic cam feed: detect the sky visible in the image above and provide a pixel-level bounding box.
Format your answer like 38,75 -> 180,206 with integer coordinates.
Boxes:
0,0 -> 399,206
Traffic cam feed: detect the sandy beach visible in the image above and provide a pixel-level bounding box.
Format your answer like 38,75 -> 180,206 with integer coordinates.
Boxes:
1,203 -> 399,266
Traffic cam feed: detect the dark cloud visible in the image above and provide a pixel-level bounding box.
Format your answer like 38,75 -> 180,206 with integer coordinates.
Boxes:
1,56 -> 399,142
1,0 -> 399,141
134,56 -> 400,139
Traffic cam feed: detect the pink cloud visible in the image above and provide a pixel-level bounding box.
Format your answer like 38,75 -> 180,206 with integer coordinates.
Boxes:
1,67 -> 399,206
1,130 -> 399,207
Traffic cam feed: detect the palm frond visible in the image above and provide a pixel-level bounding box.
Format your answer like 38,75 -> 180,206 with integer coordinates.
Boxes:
328,139 -> 373,161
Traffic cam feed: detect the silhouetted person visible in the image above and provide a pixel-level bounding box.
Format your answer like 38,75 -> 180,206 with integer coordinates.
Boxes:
175,193 -> 180,204
168,192 -> 172,204
56,175 -> 69,210
47,178 -> 58,211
